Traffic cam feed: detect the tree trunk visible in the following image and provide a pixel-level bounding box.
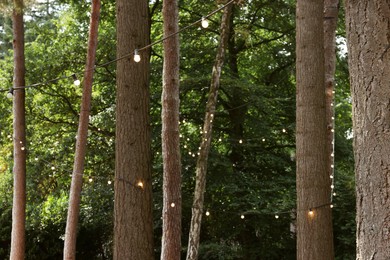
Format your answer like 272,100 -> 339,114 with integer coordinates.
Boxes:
345,1 -> 390,259
63,1 -> 100,259
324,0 -> 339,201
186,4 -> 233,260
161,0 -> 181,259
296,0 -> 334,259
113,0 -> 154,259
10,1 -> 26,259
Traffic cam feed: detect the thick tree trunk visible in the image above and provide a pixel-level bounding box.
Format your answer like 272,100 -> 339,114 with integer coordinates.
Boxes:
324,0 -> 339,200
10,1 -> 26,259
296,0 -> 334,259
186,4 -> 233,260
161,0 -> 181,259
345,1 -> 390,259
63,1 -> 100,259
113,0 -> 154,259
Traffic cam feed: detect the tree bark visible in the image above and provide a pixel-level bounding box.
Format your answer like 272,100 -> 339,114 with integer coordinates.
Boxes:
186,4 -> 233,260
296,0 -> 334,259
10,0 -> 26,259
345,1 -> 390,259
63,1 -> 100,259
324,0 -> 339,201
161,0 -> 181,259
113,0 -> 154,259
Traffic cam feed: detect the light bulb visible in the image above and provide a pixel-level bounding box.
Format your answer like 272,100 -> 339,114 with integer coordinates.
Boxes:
240,214 -> 245,219
137,181 -> 144,189
275,215 -> 279,219
134,49 -> 141,62
171,203 -> 175,208
108,180 -> 112,185
72,74 -> 81,86
89,178 -> 93,182
205,211 -> 210,216
201,17 -> 209,28
6,89 -> 13,99
308,209 -> 314,217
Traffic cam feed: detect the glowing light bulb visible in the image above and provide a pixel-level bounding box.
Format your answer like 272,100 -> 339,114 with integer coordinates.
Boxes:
72,74 -> 81,86
333,192 -> 337,196
171,202 -> 175,208
201,17 -> 209,28
239,139 -> 243,144
275,215 -> 279,219
240,215 -> 245,219
205,211 -> 210,216
89,178 -> 93,182
108,180 -> 112,185
308,209 -> 314,217
330,204 -> 334,208
134,49 -> 141,62
137,181 -> 144,189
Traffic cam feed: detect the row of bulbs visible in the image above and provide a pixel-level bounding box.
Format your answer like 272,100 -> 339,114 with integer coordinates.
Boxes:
5,17 -> 210,99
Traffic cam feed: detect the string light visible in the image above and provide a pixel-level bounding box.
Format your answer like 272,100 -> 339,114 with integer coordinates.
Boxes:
6,88 -> 13,99
275,214 -> 279,219
240,214 -> 245,219
137,180 -> 144,189
201,17 -> 209,28
0,0 -> 236,94
72,74 -> 81,86
205,211 -> 210,216
133,49 -> 141,63
171,203 -> 175,208
308,209 -> 314,217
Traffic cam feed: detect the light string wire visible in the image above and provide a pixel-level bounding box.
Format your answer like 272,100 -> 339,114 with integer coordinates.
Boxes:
0,0 -> 236,93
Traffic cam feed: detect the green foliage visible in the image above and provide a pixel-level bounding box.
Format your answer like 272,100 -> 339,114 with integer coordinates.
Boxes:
0,0 -> 355,259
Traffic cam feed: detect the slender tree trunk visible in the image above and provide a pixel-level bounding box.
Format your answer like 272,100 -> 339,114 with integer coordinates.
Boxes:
324,0 -> 339,200
113,0 -> 154,259
345,1 -> 390,259
186,4 -> 233,260
63,1 -> 100,259
10,0 -> 26,259
161,0 -> 181,259
296,0 -> 334,259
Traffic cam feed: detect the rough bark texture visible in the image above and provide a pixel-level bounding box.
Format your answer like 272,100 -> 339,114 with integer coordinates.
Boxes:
63,1 -> 100,259
186,4 -> 233,260
345,1 -> 390,259
296,0 -> 334,259
10,1 -> 26,259
113,0 -> 154,259
324,0 -> 339,200
161,0 -> 181,259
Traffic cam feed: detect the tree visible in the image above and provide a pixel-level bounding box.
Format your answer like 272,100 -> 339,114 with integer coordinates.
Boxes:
296,0 -> 334,259
186,2 -> 233,259
63,1 -> 100,258
10,0 -> 26,259
161,0 -> 181,258
345,0 -> 390,258
113,0 -> 154,259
